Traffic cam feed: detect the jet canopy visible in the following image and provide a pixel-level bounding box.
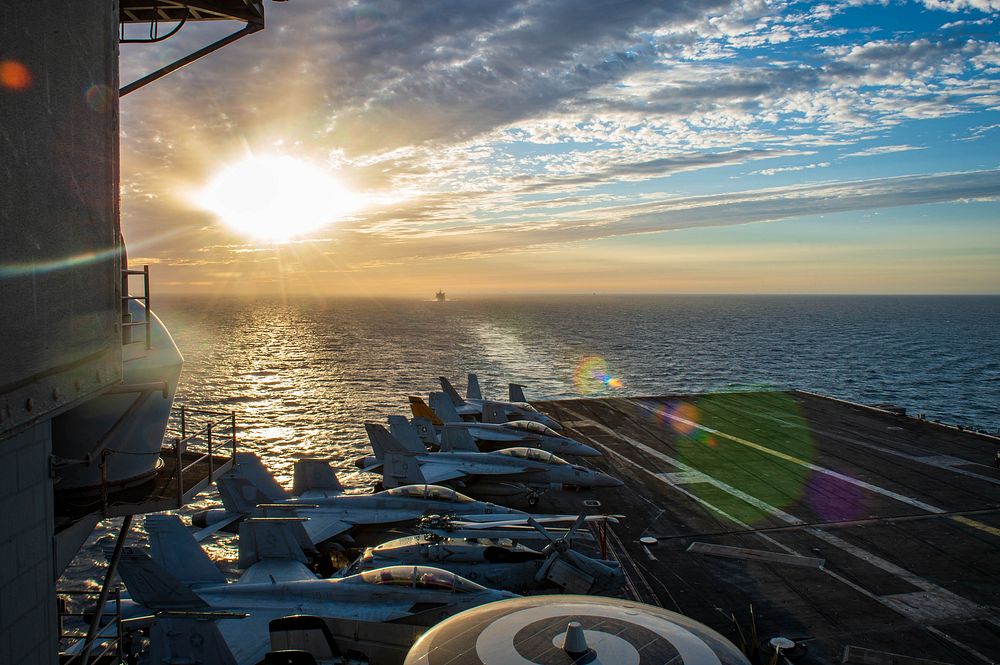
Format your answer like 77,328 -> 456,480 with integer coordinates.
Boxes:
510,402 -> 538,412
505,420 -> 560,437
496,447 -> 568,464
383,485 -> 476,502
353,566 -> 487,593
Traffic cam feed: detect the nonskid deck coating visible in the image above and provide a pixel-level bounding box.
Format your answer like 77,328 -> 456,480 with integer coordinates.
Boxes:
529,390 -> 1000,665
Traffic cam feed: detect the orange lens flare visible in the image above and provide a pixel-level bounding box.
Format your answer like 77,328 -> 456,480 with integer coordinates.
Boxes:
0,60 -> 32,91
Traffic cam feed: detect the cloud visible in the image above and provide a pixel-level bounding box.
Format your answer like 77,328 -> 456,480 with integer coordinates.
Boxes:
517,148 -> 805,191
113,1 -> 1000,293
308,168 -> 1000,267
748,161 -> 831,175
843,144 -> 926,157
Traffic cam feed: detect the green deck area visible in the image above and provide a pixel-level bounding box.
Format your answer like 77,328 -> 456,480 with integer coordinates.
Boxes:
531,390 -> 1000,665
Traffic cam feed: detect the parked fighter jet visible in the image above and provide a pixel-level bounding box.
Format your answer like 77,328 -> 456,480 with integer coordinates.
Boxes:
114,515 -> 514,665
191,453 -> 527,552
340,514 -> 624,596
357,424 -> 622,503
438,374 -> 563,430
406,396 -> 600,457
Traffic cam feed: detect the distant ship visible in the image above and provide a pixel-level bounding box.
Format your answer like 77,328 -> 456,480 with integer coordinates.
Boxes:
436,289 -> 446,301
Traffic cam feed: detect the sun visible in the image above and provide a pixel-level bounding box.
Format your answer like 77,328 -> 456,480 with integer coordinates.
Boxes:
196,154 -> 358,242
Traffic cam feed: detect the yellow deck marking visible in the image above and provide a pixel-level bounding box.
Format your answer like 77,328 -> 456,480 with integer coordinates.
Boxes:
951,515 -> 1000,538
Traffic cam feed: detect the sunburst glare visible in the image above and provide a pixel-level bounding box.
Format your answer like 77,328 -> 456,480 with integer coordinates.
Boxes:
196,154 -> 358,242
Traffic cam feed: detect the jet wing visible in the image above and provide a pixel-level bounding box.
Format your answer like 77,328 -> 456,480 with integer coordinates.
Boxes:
419,463 -> 469,485
466,427 -> 525,443
454,460 -> 535,476
303,516 -> 354,545
214,610 -> 286,665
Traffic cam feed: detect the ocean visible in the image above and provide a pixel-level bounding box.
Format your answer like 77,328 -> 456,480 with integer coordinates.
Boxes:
61,294 -> 1000,584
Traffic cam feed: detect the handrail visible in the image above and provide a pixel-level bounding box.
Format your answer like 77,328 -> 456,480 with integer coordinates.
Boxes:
168,407 -> 238,504
57,587 -> 124,665
90,404 -> 238,515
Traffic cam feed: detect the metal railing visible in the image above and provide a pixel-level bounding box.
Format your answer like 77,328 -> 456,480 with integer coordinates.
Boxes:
57,588 -> 124,665
92,405 -> 238,516
168,406 -> 238,507
121,265 -> 151,350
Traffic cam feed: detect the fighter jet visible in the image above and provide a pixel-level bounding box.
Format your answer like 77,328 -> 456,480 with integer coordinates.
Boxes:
113,515 -> 514,665
340,514 -> 624,596
191,453 -> 528,553
356,423 -> 622,503
438,374 -> 563,430
405,396 -> 600,457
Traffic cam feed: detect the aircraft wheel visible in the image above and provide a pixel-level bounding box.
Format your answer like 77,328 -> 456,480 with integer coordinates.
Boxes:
527,494 -> 540,508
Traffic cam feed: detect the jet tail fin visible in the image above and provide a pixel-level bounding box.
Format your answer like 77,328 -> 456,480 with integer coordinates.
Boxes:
115,548 -> 209,610
440,425 -> 479,452
292,459 -> 343,497
430,392 -> 463,424
481,401 -> 509,424
409,396 -> 444,426
148,617 -> 240,665
217,453 -> 287,515
366,423 -> 420,460
388,416 -> 428,453
509,383 -> 527,403
145,515 -> 225,587
439,376 -> 466,407
411,417 -> 439,447
238,518 -> 309,568
382,452 -> 428,487
467,373 -> 482,400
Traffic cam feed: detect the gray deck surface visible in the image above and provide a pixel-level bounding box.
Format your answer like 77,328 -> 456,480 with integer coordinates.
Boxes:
531,391 -> 1000,665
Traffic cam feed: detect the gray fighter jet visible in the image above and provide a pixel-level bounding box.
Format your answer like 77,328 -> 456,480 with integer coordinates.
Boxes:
114,515 -> 514,665
341,514 -> 624,596
356,424 -> 622,502
191,453 -> 528,553
406,395 -> 600,457
439,374 -> 563,430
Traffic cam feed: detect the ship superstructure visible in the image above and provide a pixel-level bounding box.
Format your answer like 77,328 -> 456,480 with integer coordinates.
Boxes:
1,2 -> 269,662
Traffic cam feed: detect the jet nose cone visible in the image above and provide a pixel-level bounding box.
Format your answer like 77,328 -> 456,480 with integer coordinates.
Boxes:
545,418 -> 564,431
574,442 -> 602,457
595,472 -> 624,488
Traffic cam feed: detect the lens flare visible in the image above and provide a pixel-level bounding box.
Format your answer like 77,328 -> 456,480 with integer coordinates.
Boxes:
806,471 -> 867,522
350,5 -> 385,31
649,400 -> 701,436
573,356 -> 624,395
85,84 -> 113,112
651,391 -> 816,527
0,60 -> 32,91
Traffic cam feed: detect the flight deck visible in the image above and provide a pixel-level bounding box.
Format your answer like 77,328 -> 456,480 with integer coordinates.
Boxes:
531,390 -> 1000,665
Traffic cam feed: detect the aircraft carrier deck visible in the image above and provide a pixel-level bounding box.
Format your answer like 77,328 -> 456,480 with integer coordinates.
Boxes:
531,390 -> 1000,665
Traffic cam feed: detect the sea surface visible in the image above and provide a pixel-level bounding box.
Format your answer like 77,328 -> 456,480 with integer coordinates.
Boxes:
62,294 -> 1000,584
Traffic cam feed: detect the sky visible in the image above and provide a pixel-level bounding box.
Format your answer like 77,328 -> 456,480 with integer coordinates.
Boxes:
118,0 -> 1000,296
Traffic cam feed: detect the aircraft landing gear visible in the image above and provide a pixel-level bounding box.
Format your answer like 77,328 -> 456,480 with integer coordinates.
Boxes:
527,492 -> 541,508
